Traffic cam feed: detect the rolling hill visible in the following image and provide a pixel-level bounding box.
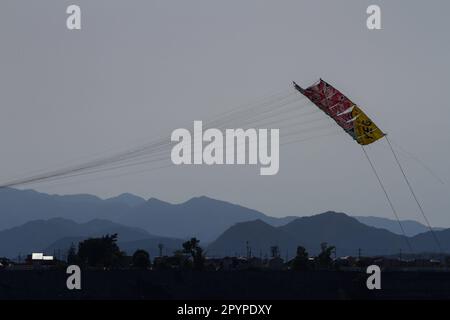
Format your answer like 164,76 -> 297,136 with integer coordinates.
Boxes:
0,187 -> 130,229
0,188 -> 295,240
208,212 -> 449,258
116,196 -> 297,241
353,216 -> 443,237
0,217 -> 182,259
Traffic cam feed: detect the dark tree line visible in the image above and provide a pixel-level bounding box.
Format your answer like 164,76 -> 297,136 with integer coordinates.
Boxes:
291,242 -> 336,270
66,234 -> 334,271
66,235 -> 205,270
67,234 -> 150,269
67,234 -> 126,268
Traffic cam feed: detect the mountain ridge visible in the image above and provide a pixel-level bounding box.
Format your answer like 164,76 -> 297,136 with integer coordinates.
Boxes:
0,217 -> 171,258
353,215 -> 443,237
208,212 -> 449,258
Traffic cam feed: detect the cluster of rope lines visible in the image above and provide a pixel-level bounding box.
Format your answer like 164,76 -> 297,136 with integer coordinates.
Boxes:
362,138 -> 444,256
0,88 -> 342,189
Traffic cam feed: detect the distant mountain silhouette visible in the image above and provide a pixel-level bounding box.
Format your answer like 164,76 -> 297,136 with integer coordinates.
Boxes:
410,229 -> 450,253
354,216 -> 443,237
0,188 -> 446,256
208,212 -> 449,258
0,188 -> 295,240
0,217 -> 180,259
115,196 -> 297,241
206,219 -> 296,257
105,193 -> 146,207
0,188 -> 129,229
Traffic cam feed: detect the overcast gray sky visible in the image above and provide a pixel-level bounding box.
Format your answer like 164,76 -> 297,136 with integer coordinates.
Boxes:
1,0 -> 450,226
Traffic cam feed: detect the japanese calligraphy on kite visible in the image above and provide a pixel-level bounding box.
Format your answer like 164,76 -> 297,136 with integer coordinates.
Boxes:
293,79 -> 384,145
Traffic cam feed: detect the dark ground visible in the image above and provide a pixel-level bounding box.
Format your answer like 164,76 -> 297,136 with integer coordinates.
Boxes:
1,269 -> 450,300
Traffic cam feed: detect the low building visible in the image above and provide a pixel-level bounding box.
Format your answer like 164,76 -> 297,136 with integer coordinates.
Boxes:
21,253 -> 58,269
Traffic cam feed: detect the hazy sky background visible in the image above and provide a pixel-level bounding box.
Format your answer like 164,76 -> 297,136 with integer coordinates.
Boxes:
1,0 -> 450,226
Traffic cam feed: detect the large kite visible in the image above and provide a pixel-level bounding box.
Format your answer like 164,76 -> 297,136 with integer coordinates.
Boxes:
293,79 -> 384,145
293,78 -> 442,254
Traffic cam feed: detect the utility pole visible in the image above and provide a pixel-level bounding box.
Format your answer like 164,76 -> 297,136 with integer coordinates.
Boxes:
358,248 -> 362,260
246,241 -> 252,259
270,245 -> 279,258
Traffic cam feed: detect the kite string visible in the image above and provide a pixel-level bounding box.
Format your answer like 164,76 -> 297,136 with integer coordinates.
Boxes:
388,138 -> 446,185
0,90 -> 297,187
19,122 -> 339,185
385,135 -> 443,254
361,145 -> 413,253
31,129 -> 342,190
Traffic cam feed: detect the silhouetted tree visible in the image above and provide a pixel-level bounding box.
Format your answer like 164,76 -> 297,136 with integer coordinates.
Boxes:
182,238 -> 205,270
292,246 -> 309,271
317,242 -> 335,269
77,234 -> 124,268
132,249 -> 151,269
67,243 -> 78,265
